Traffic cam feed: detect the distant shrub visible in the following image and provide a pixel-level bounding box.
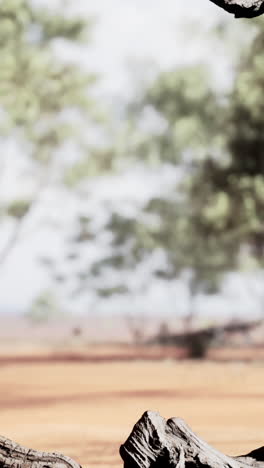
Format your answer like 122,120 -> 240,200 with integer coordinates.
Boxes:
185,330 -> 215,359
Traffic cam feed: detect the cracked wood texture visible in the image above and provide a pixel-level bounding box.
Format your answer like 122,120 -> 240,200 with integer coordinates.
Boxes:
209,0 -> 264,16
0,435 -> 82,468
120,411 -> 264,468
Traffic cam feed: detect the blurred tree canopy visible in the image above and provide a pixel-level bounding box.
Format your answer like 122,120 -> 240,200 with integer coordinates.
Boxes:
25,290 -> 62,325
0,0 -> 110,267
1,2 -> 263,320
68,19 -> 263,318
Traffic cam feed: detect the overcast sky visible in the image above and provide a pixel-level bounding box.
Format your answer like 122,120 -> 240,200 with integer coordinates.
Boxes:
62,0 -> 234,94
1,1 -> 261,318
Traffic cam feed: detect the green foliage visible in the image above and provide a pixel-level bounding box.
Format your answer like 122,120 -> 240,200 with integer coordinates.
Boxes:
25,290 -> 62,325
125,64 -> 225,166
145,65 -> 219,142
6,199 -> 31,219
64,147 -> 116,187
4,5 -> 262,318
0,0 -> 95,139
97,285 -> 129,298
191,21 -> 264,267
0,0 -> 106,272
77,20 -> 264,305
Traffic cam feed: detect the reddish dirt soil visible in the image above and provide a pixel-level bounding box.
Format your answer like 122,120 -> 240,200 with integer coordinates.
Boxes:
0,347 -> 263,468
0,344 -> 264,364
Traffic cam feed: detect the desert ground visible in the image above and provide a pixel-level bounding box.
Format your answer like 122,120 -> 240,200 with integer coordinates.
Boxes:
0,354 -> 264,468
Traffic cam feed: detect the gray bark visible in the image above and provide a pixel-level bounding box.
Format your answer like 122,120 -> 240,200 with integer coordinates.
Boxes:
1,412 -> 264,468
209,0 -> 264,17
120,411 -> 264,468
0,435 -> 81,468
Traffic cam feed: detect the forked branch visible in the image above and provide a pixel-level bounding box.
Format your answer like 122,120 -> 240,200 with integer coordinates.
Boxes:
120,411 -> 264,468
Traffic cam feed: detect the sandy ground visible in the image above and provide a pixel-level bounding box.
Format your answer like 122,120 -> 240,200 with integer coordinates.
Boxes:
0,358 -> 264,468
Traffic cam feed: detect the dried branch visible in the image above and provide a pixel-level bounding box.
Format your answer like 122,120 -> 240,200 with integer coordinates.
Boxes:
0,435 -> 81,468
209,0 -> 264,17
120,411 -> 264,468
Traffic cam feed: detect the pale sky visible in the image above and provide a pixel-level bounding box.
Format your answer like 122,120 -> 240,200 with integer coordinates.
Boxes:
64,0 -> 234,94
0,1 -> 261,318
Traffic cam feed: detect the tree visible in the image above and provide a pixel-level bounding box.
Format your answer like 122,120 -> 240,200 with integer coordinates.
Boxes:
33,15 -> 264,335
0,0 -> 107,269
192,19 -> 264,269
72,64 -> 228,323
25,290 -> 61,325
67,19 -> 264,325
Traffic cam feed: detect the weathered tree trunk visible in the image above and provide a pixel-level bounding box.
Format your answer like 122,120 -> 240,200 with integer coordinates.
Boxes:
209,0 -> 264,17
0,435 -> 81,468
120,411 -> 264,468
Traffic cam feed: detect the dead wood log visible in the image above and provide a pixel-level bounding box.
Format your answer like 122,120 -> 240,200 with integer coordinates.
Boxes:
120,411 -> 264,468
209,0 -> 264,17
0,435 -> 81,468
